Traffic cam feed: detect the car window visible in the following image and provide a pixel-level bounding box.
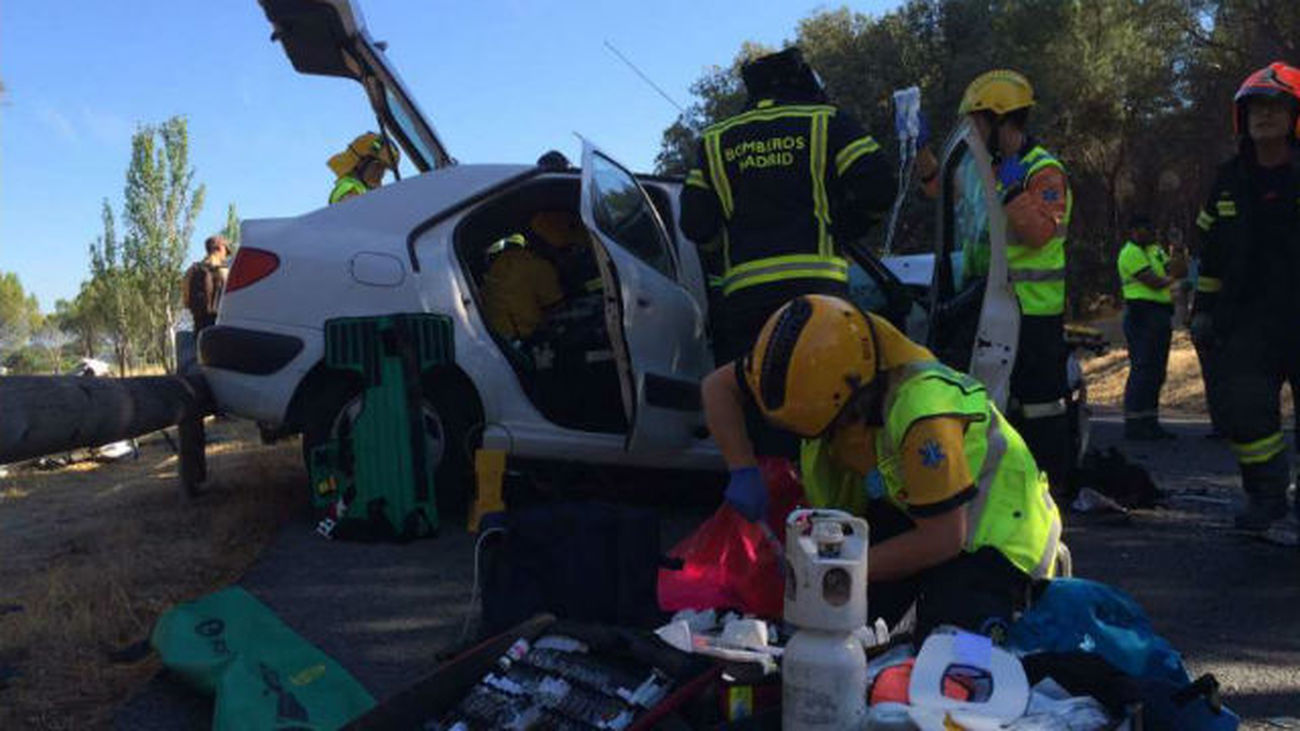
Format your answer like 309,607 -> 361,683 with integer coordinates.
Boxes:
950,146 -> 987,291
588,153 -> 675,279
848,264 -> 889,314
385,88 -> 438,175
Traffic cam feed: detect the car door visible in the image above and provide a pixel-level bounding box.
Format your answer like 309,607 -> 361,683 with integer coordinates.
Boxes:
259,0 -> 453,171
579,141 -> 712,454
927,118 -> 1020,409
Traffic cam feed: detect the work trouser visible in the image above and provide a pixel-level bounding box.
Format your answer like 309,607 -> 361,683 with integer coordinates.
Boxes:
714,277 -> 849,460
1122,300 -> 1173,426
1008,314 -> 1071,498
1207,320 -> 1300,511
1193,331 -> 1226,435
866,500 -> 1032,638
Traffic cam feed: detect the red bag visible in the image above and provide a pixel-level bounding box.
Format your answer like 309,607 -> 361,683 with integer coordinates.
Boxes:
657,458 -> 805,619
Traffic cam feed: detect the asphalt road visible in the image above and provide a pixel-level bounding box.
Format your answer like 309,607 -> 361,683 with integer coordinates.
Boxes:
116,416 -> 1300,728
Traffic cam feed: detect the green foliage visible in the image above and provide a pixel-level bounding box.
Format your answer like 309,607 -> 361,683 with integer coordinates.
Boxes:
0,271 -> 42,355
223,202 -> 241,252
120,116 -> 206,372
656,0 -> 1300,315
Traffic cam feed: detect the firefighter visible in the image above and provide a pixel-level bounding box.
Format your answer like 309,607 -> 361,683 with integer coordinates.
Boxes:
701,294 -> 1061,633
1117,214 -> 1178,440
952,69 -> 1073,496
328,132 -> 400,204
481,233 -> 564,342
1192,61 -> 1300,532
679,47 -> 896,368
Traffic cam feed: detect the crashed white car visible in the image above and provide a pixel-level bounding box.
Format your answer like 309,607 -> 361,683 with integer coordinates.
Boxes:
202,0 -> 1035,509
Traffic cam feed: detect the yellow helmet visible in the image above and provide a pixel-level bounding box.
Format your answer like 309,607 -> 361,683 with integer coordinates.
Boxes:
327,132 -> 401,177
959,69 -> 1035,116
743,295 -> 881,437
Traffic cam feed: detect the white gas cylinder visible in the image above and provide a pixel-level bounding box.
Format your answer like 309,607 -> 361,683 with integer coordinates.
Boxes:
782,509 -> 871,731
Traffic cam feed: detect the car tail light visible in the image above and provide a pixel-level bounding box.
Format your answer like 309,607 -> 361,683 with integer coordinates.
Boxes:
225,248 -> 280,293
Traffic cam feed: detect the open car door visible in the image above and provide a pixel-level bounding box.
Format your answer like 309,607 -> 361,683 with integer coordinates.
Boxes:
578,141 -> 713,454
259,0 -> 453,171
927,118 -> 1020,409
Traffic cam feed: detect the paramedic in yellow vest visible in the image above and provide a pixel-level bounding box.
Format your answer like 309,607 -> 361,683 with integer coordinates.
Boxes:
481,233 -> 565,342
953,70 -> 1074,498
328,132 -> 400,205
679,47 -> 896,368
1117,215 -> 1178,441
701,295 -> 1061,633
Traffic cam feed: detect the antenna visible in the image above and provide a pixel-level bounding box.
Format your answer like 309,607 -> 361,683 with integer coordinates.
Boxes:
603,40 -> 687,116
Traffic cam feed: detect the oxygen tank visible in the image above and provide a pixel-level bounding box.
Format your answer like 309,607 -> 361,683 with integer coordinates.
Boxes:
782,509 -> 870,730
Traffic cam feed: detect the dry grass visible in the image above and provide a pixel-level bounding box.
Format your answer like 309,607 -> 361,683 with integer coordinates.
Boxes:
0,420 -> 305,730
1083,329 -> 1295,418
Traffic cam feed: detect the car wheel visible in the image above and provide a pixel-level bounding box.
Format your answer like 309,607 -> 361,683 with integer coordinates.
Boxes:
301,387 -> 473,522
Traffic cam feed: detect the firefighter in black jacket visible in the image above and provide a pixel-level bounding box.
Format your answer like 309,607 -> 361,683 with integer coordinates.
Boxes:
1193,61 -> 1300,532
679,48 -> 897,368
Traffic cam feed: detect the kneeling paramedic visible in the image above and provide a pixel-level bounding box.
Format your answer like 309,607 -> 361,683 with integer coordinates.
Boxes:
701,295 -> 1062,634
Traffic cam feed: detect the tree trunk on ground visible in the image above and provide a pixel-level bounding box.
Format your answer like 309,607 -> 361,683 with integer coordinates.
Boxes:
0,374 -> 212,465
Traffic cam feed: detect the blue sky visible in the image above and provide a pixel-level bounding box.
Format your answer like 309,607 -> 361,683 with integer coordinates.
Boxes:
0,0 -> 895,311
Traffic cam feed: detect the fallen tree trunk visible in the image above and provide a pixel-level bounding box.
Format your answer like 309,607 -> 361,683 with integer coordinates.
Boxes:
0,375 -> 213,465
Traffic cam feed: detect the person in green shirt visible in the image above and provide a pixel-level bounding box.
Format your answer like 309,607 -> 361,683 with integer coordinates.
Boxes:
1117,214 -> 1177,440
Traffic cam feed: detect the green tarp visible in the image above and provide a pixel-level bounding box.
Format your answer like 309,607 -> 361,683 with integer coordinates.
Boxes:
151,587 -> 375,730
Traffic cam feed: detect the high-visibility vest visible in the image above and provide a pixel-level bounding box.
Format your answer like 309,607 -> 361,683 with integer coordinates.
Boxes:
1117,240 -> 1172,305
800,361 -> 1062,579
699,103 -> 863,297
1002,146 -> 1071,317
329,175 -> 370,205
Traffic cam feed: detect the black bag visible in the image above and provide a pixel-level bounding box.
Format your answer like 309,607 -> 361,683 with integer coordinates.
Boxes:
481,502 -> 665,635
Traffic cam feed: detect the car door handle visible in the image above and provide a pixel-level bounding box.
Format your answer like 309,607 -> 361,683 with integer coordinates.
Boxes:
636,297 -> 652,308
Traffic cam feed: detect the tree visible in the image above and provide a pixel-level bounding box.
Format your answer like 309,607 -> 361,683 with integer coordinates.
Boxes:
0,271 -> 41,356
52,290 -> 105,360
89,200 -> 142,375
222,202 -> 240,252
120,116 -> 206,372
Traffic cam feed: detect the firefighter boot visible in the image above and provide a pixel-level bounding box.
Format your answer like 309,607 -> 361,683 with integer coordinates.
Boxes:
1234,454 -> 1291,532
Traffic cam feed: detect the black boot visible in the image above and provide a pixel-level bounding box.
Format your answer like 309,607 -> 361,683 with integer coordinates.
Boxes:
1234,455 -> 1291,531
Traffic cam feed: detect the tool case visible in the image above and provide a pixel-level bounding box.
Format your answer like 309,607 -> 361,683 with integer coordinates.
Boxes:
343,614 -> 719,731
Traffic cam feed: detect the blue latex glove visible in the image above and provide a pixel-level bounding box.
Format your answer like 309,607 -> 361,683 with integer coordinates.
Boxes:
724,467 -> 768,522
915,113 -> 931,148
997,156 -> 1028,191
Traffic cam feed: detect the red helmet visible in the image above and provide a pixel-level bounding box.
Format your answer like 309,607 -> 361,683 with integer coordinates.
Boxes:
1233,61 -> 1300,137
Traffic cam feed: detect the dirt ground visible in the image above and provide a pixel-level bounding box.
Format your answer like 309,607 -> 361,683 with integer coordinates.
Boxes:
1083,328 -> 1295,419
0,420 -> 301,730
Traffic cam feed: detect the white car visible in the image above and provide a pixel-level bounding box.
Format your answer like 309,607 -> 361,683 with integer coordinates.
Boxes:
202,0 -> 1032,509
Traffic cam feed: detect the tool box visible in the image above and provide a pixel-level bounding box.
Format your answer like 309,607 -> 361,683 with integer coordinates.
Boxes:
309,314 -> 454,542
343,614 -> 720,730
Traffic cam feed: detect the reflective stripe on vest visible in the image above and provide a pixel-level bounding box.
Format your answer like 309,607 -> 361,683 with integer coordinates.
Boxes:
702,105 -> 844,297
1004,146 -> 1070,316
329,175 -> 369,205
719,254 -> 849,296
874,362 -> 1060,578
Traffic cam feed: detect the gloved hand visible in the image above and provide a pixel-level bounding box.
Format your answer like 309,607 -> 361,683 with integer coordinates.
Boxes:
724,466 -> 768,522
1190,312 -> 1215,349
997,156 -> 1028,193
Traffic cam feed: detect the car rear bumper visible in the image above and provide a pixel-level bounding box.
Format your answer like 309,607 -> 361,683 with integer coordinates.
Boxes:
199,325 -> 304,375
